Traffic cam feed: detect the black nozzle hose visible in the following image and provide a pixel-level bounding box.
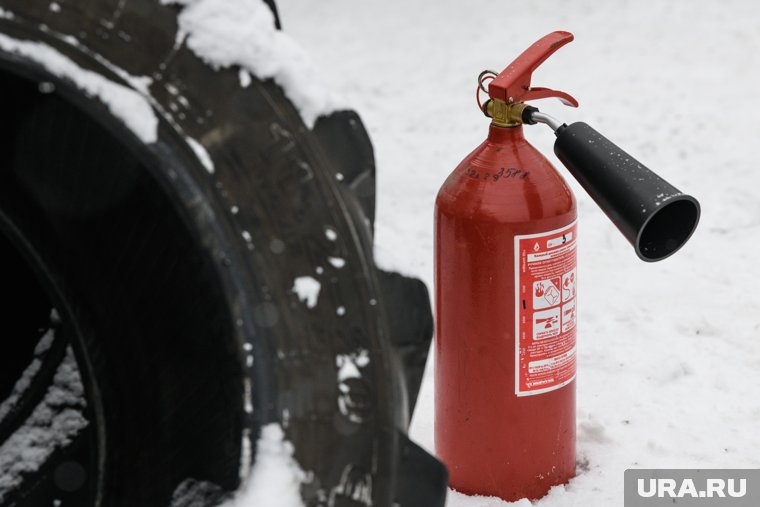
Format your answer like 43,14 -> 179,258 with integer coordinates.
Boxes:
553,122 -> 700,262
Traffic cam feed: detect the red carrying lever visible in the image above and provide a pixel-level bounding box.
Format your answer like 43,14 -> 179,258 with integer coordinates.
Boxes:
488,31 -> 579,107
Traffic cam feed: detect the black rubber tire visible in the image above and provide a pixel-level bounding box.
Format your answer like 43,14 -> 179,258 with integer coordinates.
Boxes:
0,2 -> 444,507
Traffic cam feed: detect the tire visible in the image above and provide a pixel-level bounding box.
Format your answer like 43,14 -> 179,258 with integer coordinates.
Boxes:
0,2 -> 445,507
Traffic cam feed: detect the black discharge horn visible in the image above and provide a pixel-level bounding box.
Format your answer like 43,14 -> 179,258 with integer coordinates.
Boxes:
530,113 -> 701,262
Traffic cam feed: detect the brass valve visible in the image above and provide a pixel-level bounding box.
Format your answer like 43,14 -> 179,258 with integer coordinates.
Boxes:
483,100 -> 533,128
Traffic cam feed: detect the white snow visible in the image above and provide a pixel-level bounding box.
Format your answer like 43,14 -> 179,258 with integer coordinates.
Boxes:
164,0 -> 342,128
0,359 -> 42,424
238,69 -> 252,88
277,1 -> 760,506
336,349 -> 370,383
240,427 -> 253,480
0,33 -> 157,143
34,329 -> 56,355
0,348 -> 88,501
223,424 -> 306,507
336,349 -> 370,423
327,256 -> 345,269
292,276 -> 321,309
186,136 -> 215,173
0,329 -> 56,424
324,227 -> 338,241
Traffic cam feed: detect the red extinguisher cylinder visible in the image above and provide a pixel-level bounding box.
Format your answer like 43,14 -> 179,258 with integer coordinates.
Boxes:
435,124 -> 577,500
434,29 -> 702,503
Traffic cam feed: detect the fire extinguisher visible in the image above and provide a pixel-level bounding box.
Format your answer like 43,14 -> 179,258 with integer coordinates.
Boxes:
434,31 -> 700,501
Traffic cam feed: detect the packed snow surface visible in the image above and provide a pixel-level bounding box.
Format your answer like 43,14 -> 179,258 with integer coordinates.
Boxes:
165,0 -> 342,128
0,33 -> 157,143
278,0 -> 760,506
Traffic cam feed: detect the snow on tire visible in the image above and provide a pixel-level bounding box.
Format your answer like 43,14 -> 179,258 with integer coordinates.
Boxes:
0,1 -> 445,506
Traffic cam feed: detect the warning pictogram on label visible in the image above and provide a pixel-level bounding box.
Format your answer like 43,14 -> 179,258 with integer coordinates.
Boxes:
562,268 -> 576,302
561,299 -> 576,333
515,221 -> 577,396
533,279 -> 561,309
533,307 -> 560,340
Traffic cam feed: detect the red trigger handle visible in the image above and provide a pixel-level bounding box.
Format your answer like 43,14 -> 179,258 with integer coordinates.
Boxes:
488,31 -> 579,107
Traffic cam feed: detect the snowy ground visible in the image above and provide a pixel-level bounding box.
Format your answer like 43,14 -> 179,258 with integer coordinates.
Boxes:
278,1 -> 760,505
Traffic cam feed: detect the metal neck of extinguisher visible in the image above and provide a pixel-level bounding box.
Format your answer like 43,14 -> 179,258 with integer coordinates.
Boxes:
529,111 -> 564,132
478,31 -> 701,262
